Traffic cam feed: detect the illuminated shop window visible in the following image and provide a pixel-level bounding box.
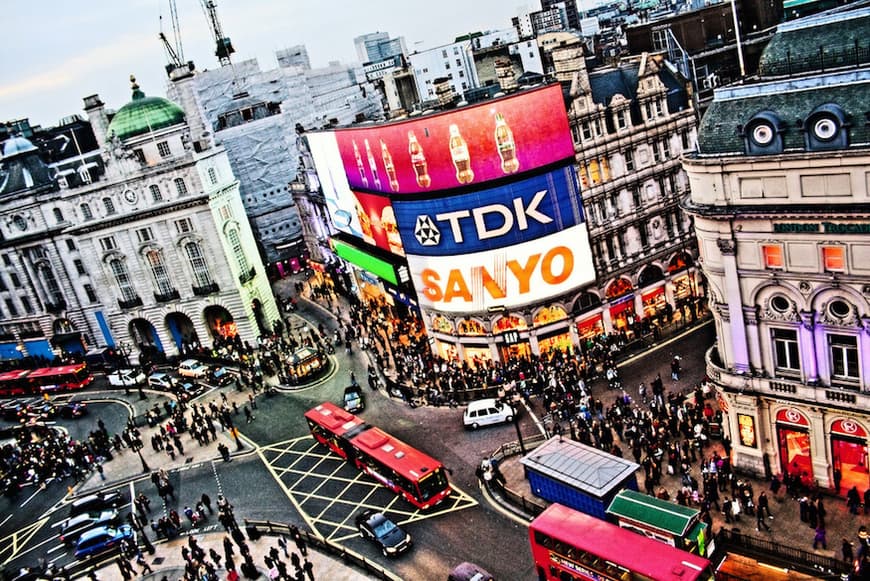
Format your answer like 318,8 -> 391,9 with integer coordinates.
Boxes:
822,246 -> 845,272
762,244 -> 784,269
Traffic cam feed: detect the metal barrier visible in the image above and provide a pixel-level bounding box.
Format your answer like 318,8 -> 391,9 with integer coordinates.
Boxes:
241,520 -> 402,581
486,436 -> 548,517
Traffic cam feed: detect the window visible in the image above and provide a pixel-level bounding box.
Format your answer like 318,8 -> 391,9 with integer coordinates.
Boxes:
38,263 -> 62,304
110,259 -> 137,302
157,141 -> 171,158
227,228 -> 250,274
762,244 -> 784,269
99,237 -> 117,251
84,284 -> 98,303
661,138 -> 671,158
0,276 -> 6,291
442,50 -> 448,58
66,240 -> 76,251
652,141 -> 661,163
822,246 -> 845,271
455,58 -> 461,66
624,149 -> 634,172
638,222 -> 649,247
136,228 -> 154,243
146,250 -> 174,295
681,131 -> 690,151
53,208 -> 64,223
9,273 -> 20,288
5,299 -> 17,317
102,197 -> 116,215
581,122 -> 592,140
20,296 -> 33,314
616,110 -> 627,129
829,334 -> 859,382
185,242 -> 213,287
74,259 -> 86,275
655,99 -> 664,117
458,70 -> 464,78
2,255 -> 9,267
772,329 -> 800,373
133,149 -> 146,164
631,188 -> 642,208
219,206 -> 232,221
174,178 -> 188,196
150,184 -> 163,202
207,167 -> 218,185
175,218 -> 193,233
80,203 -> 93,220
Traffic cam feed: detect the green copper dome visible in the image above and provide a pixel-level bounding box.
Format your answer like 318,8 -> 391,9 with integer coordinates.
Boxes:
107,76 -> 186,141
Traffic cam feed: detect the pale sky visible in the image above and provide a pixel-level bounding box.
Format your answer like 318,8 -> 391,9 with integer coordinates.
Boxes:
1,0 -> 557,128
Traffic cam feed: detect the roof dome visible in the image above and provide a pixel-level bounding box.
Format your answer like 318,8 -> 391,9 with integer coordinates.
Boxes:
107,75 -> 186,141
2,135 -> 38,159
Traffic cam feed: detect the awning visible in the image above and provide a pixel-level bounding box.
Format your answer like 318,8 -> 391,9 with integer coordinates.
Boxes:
831,419 -> 867,439
609,295 -> 635,317
776,408 -> 810,428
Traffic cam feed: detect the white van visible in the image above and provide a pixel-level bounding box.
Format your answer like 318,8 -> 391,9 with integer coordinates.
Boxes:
463,398 -> 515,430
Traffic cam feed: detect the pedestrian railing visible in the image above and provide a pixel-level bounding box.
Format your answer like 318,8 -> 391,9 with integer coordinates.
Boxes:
486,435 -> 549,518
712,527 -> 850,578
242,520 -> 403,581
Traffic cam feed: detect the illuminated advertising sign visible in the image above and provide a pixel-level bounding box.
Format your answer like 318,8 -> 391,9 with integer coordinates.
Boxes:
393,165 -> 581,256
353,191 -> 404,256
407,224 -> 595,312
332,238 -> 398,285
738,414 -> 757,448
329,85 -> 573,195
306,132 -> 363,238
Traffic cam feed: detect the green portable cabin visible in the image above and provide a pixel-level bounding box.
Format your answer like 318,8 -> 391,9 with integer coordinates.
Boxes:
606,489 -> 713,557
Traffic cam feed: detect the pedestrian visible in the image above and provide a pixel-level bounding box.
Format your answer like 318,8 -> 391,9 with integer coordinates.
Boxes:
757,491 -> 772,519
671,356 -> 681,381
303,559 -> 315,581
813,524 -> 827,550
201,492 -> 213,514
248,392 -> 257,410
278,535 -> 289,557
290,552 -> 301,571
847,486 -> 861,515
843,538 -> 855,563
95,463 -> 105,481
755,507 -> 770,532
833,466 -> 842,495
115,556 -> 132,580
135,554 -> 153,574
244,405 -> 254,423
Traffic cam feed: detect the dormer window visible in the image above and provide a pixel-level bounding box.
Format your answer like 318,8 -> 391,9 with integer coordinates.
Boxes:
741,111 -> 785,155
803,103 -> 849,151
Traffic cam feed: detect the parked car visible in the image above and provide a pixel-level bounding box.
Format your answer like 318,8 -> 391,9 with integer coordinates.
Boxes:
448,562 -> 495,581
107,368 -> 146,387
73,524 -> 134,559
59,509 -> 120,545
463,398 -> 515,430
207,367 -> 235,387
176,381 -> 204,402
355,509 -> 412,557
148,372 -> 174,391
343,384 -> 365,413
178,359 -> 209,379
69,491 -> 123,517
59,400 -> 88,419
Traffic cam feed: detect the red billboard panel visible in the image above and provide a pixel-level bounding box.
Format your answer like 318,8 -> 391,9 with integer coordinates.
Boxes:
331,84 -> 573,195
352,191 -> 404,256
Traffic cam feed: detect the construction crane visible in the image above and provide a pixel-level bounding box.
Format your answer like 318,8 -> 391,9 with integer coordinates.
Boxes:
159,0 -> 191,77
200,0 -> 235,66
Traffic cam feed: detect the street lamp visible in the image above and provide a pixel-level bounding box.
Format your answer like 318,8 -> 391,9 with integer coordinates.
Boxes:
131,437 -> 150,473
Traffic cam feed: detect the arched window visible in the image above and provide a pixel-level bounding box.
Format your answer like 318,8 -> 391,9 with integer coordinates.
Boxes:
146,250 -> 174,295
174,178 -> 188,196
184,242 -> 212,287
80,203 -> 93,220
102,197 -> 116,215
150,184 -> 163,202
110,259 -> 137,302
226,228 -> 249,274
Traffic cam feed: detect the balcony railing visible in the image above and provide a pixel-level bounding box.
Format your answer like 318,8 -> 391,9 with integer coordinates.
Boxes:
118,296 -> 143,309
239,267 -> 256,285
154,289 -> 180,303
706,345 -> 870,409
192,282 -> 220,296
45,298 -> 67,314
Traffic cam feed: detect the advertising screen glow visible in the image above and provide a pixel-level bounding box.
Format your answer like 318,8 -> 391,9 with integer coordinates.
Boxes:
406,223 -> 595,313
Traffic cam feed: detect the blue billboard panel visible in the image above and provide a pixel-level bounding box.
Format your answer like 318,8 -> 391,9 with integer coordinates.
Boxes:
392,165 -> 583,256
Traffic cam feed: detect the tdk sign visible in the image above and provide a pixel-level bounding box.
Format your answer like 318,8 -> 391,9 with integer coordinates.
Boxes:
396,166 -> 583,256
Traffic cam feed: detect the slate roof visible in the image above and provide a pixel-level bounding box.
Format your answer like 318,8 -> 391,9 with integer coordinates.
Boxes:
588,62 -> 690,127
520,436 -> 639,498
0,136 -> 58,197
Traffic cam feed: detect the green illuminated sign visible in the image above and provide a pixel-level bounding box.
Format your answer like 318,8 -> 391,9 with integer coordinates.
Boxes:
332,239 -> 398,285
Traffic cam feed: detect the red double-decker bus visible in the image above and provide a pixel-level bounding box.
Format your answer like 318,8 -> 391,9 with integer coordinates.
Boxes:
529,504 -> 715,581
304,402 -> 452,510
28,364 -> 93,393
0,369 -> 33,396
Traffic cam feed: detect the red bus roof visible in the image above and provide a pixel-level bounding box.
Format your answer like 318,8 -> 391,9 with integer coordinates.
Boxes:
304,402 -> 367,437
531,504 -> 712,581
350,426 -> 443,483
0,369 -> 32,381
28,364 -> 87,378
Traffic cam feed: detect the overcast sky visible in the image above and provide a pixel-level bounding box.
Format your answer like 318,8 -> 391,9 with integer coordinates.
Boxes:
1,0 -> 574,128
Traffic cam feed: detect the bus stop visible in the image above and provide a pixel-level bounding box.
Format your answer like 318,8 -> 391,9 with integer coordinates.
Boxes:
520,436 -> 639,519
606,489 -> 713,556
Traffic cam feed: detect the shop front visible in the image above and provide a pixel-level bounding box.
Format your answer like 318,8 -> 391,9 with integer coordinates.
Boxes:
534,307 -> 570,357
830,418 -> 869,496
494,316 -> 530,361
576,314 -> 604,341
641,287 -> 666,319
609,295 -> 636,331
776,408 -> 814,486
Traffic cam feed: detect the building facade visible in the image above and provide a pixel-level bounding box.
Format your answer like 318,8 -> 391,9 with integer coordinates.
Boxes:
0,79 -> 279,363
408,40 -> 480,105
682,6 -> 870,493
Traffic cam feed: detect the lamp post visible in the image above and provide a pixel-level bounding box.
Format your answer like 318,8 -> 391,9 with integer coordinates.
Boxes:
131,437 -> 150,473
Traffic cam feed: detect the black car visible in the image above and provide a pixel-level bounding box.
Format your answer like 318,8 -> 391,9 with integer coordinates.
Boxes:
59,509 -> 120,545
343,384 -> 365,413
207,367 -> 235,387
69,491 -> 123,517
0,400 -> 29,421
355,510 -> 412,557
59,400 -> 88,419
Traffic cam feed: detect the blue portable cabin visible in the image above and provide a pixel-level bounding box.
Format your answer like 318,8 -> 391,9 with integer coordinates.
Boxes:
520,436 -> 639,519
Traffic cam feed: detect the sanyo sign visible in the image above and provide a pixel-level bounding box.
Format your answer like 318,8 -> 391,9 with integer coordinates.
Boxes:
395,166 -> 583,256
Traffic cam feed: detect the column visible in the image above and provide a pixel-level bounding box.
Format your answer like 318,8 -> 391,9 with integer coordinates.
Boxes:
743,306 -> 762,372
529,331 -> 540,357
717,238 -> 750,372
799,310 -> 819,383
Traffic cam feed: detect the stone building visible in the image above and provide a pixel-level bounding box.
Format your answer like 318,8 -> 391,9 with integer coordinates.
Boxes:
682,6 -> 870,492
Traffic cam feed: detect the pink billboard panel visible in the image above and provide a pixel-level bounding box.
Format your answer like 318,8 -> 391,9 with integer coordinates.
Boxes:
332,84 -> 573,195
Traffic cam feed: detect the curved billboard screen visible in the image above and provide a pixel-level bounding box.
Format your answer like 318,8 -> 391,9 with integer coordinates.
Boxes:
318,84 -> 573,196
407,223 -> 595,313
392,165 -> 582,256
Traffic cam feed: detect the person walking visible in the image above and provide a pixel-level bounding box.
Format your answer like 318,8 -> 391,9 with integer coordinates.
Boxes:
813,524 -> 827,550
756,506 -> 771,532
843,538 -> 855,564
757,491 -> 772,519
